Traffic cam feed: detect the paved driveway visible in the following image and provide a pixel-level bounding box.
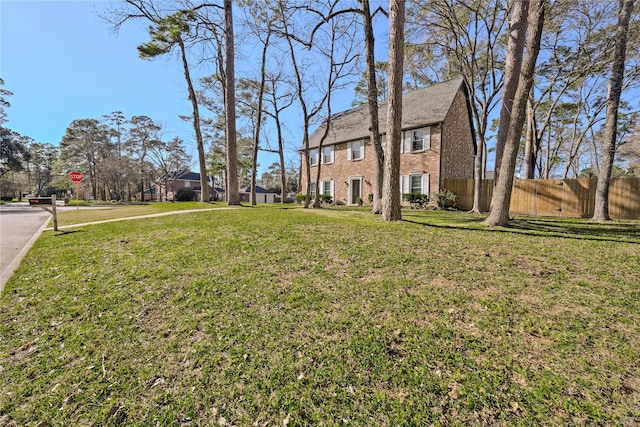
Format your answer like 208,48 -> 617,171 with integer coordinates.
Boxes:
0,202 -> 52,292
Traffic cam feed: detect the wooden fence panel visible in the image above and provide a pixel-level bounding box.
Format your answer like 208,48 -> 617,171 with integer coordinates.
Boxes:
610,178 -> 640,220
444,178 -> 640,220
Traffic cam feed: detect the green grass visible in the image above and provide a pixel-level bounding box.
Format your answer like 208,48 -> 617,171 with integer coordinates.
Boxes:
1,206 -> 639,425
53,201 -> 219,226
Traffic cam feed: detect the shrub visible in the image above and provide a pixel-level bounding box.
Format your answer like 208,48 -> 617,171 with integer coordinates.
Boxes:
402,193 -> 429,209
368,193 -> 374,204
175,188 -> 195,202
295,193 -> 306,204
319,194 -> 332,204
435,189 -> 459,210
355,196 -> 363,206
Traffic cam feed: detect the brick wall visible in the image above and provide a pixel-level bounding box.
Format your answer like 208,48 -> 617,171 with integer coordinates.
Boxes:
440,89 -> 475,184
300,87 -> 475,205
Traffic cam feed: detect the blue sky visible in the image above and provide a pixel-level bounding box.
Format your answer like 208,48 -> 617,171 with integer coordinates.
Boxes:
1,1 -> 390,174
1,1 -> 205,164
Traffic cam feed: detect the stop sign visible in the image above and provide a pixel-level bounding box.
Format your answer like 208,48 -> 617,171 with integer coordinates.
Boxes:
69,171 -> 84,184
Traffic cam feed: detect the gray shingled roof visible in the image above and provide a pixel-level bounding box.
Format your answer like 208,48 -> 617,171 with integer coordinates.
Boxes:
307,76 -> 465,149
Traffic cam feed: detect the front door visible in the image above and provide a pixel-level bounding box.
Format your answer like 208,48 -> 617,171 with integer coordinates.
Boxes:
349,177 -> 362,205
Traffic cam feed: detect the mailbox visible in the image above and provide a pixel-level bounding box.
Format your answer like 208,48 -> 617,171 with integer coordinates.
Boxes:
28,197 -> 53,206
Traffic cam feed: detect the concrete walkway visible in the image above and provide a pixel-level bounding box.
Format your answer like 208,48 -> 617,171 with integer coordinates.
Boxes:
43,207 -> 226,231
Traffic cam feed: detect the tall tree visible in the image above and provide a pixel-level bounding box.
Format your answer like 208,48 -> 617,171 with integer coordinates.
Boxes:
139,10 -> 210,202
126,115 -> 161,201
275,0 -> 331,209
592,0 -> 636,221
103,111 -> 128,200
360,0 -> 386,214
224,0 -> 240,205
60,118 -> 111,200
485,0 -> 546,226
381,0 -> 405,221
0,128 -> 29,178
107,2 -> 211,202
493,0 -> 528,183
406,0 -> 508,213
263,69 -> 295,204
0,78 -> 13,125
149,136 -> 190,201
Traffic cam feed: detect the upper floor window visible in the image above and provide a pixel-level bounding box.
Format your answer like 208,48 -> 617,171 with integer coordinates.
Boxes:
322,146 -> 334,164
347,140 -> 365,161
309,149 -> 319,166
403,127 -> 431,153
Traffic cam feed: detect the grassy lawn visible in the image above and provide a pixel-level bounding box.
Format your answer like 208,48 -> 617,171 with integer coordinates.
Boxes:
52,202 -> 220,226
1,206 -> 639,426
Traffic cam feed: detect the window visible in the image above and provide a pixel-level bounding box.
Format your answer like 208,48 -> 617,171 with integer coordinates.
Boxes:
309,149 -> 318,166
320,179 -> 334,200
323,180 -> 332,196
347,140 -> 365,161
403,127 -> 431,153
401,173 -> 430,195
412,129 -> 425,152
309,182 -> 316,198
322,146 -> 334,164
410,175 -> 422,194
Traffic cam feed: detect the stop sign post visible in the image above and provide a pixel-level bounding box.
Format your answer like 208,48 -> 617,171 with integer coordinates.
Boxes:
69,171 -> 84,209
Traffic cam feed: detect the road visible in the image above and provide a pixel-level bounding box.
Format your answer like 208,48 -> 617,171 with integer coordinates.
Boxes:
0,202 -> 52,292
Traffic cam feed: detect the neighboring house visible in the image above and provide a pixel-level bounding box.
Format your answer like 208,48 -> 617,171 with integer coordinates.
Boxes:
300,77 -> 476,205
155,170 -> 217,201
239,185 -> 278,203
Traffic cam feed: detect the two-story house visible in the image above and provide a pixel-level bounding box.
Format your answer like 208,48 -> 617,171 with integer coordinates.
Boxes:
300,77 -> 476,205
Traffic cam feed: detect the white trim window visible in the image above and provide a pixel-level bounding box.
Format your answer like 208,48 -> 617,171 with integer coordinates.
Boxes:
322,145 -> 334,164
400,173 -> 430,195
319,179 -> 334,199
309,149 -> 319,166
403,127 -> 431,153
309,181 -> 317,198
347,139 -> 365,161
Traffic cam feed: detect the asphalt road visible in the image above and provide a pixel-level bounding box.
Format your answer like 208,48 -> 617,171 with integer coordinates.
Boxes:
0,202 -> 52,292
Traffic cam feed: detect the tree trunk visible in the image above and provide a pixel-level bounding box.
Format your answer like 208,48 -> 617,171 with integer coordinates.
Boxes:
224,0 -> 240,205
178,38 -> 209,203
523,93 -> 538,179
381,0 -> 404,222
251,32 -> 271,206
494,0 -> 529,182
360,0 -> 384,214
484,0 -> 545,227
592,0 -> 635,221
471,142 -> 484,213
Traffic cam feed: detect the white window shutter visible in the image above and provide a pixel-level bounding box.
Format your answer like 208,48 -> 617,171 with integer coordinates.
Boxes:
330,179 -> 334,199
422,173 -> 430,196
319,181 -> 324,195
347,142 -> 352,161
399,132 -> 404,153
424,127 -> 431,150
404,131 -> 412,153
361,139 -> 365,159
400,175 -> 409,194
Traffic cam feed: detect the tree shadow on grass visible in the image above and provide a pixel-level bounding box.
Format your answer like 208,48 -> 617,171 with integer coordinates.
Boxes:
402,213 -> 640,245
53,230 -> 86,237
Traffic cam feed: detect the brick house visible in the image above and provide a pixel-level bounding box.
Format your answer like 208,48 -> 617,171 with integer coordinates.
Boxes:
300,77 -> 476,205
154,170 -> 218,201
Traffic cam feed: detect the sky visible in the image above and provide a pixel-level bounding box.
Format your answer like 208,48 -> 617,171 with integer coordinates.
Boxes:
1,0 -> 379,174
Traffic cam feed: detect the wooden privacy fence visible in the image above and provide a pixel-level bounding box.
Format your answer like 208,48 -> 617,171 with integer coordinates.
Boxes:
444,178 -> 640,220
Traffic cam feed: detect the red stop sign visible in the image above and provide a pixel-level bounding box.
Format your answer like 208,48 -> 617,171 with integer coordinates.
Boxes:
69,171 -> 84,184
